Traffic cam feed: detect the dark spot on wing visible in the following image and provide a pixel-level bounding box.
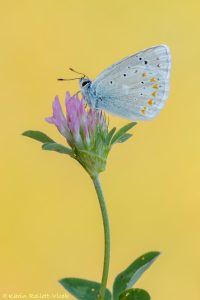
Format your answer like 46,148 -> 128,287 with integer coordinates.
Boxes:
144,60 -> 148,64
110,81 -> 113,84
123,73 -> 126,77
139,57 -> 142,60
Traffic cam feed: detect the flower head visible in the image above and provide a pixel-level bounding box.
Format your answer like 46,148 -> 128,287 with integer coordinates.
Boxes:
45,92 -> 110,176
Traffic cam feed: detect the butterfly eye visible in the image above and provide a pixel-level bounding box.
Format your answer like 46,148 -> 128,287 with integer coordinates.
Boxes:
82,80 -> 90,87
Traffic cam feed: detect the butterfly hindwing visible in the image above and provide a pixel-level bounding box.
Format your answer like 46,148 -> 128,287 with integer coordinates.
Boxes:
90,45 -> 171,120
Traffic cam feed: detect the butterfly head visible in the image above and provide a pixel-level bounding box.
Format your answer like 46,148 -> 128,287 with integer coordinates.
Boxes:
79,77 -> 93,107
79,77 -> 91,89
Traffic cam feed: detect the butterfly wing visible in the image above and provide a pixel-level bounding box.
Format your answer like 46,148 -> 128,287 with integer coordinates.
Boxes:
91,45 -> 171,120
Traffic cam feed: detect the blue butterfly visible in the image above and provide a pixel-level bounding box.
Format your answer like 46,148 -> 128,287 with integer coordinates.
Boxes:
61,45 -> 171,120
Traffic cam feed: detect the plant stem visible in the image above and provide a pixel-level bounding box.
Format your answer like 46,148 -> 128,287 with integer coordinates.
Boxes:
92,175 -> 110,300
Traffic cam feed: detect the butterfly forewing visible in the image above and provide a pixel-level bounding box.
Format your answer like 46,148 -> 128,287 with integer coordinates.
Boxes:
91,45 -> 171,120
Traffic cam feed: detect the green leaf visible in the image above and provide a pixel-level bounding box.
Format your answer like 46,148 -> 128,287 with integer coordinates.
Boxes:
115,133 -> 133,143
59,278 -> 112,300
22,130 -> 55,143
113,251 -> 160,300
119,288 -> 150,300
111,122 -> 137,145
42,143 -> 73,156
106,127 -> 116,145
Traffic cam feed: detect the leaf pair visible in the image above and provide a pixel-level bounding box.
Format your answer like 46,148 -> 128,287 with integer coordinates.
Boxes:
59,251 -> 160,299
107,122 -> 137,146
22,130 -> 73,156
59,280 -> 149,300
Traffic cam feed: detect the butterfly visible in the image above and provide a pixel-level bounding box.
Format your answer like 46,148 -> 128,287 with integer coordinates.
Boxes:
60,45 -> 171,121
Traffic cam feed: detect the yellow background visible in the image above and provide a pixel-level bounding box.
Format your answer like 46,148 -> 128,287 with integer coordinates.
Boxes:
1,0 -> 200,299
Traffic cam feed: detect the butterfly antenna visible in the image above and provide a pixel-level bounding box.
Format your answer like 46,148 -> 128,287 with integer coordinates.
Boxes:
57,77 -> 81,81
69,68 -> 87,78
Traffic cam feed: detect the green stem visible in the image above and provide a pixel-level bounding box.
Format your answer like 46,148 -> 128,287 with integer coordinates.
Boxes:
92,175 -> 110,300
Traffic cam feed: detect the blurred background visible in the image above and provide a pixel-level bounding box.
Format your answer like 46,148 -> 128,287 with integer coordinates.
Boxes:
1,0 -> 200,299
